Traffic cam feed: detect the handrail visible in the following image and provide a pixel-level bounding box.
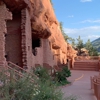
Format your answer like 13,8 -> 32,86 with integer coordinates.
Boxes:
7,61 -> 37,78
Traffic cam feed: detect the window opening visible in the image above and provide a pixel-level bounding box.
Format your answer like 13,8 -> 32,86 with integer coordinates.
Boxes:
32,38 -> 41,56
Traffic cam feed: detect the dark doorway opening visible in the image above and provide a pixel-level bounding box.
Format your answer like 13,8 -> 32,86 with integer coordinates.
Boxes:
32,38 -> 41,56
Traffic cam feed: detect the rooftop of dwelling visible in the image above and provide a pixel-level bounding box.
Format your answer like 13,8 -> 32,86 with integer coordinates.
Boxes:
52,0 -> 100,43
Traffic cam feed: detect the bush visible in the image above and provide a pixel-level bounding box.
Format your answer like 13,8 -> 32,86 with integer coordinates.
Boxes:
62,67 -> 71,77
34,66 -> 50,81
55,67 -> 71,85
0,66 -> 76,100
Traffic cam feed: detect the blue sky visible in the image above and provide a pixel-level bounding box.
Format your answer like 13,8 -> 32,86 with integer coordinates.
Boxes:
52,0 -> 100,43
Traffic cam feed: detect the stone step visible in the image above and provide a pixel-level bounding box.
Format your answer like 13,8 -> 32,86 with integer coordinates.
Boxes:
75,60 -> 99,62
74,67 -> 98,69
74,62 -> 98,65
73,67 -> 98,71
74,65 -> 98,68
73,60 -> 99,71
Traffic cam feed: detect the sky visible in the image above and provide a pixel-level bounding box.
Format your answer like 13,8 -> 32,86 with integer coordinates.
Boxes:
52,0 -> 100,43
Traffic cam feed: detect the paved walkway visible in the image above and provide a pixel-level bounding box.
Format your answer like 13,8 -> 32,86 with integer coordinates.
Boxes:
62,70 -> 99,100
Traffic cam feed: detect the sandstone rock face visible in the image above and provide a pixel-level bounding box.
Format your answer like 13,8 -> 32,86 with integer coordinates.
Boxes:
2,0 -> 28,12
80,48 -> 89,56
30,0 -> 59,39
26,0 -> 67,52
67,43 -> 77,59
67,43 -> 77,68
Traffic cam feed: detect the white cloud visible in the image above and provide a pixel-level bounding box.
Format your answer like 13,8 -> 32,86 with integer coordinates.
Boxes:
72,19 -> 100,24
64,26 -> 100,42
68,15 -> 74,18
80,19 -> 100,23
88,35 -> 100,39
80,0 -> 92,2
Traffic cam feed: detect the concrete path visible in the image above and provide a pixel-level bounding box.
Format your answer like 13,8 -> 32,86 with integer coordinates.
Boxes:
62,70 -> 99,100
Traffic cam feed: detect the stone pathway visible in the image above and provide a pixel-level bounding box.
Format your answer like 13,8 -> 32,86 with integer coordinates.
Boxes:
62,70 -> 99,100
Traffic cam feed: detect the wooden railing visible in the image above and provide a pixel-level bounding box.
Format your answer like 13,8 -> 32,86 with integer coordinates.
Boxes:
90,74 -> 100,100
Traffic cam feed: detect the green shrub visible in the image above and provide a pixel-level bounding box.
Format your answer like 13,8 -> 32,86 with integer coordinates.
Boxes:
55,66 -> 71,85
34,66 -> 51,81
62,67 -> 71,77
0,66 -> 76,100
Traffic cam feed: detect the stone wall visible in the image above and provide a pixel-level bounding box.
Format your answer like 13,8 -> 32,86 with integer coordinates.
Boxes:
43,39 -> 57,67
21,8 -> 33,70
5,13 -> 22,67
32,39 -> 44,67
0,3 -> 12,66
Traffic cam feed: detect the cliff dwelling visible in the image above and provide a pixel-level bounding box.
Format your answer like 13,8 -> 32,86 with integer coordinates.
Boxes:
0,0 -> 78,73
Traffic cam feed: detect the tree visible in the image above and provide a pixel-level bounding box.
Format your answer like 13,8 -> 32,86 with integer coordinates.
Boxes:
59,22 -> 73,42
85,39 -> 92,54
76,36 -> 84,55
50,0 -> 54,10
85,39 -> 98,56
50,0 -> 53,4
70,38 -> 76,48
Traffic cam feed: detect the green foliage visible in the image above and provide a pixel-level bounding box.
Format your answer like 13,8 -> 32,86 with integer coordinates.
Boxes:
98,52 -> 100,55
92,37 -> 100,52
50,0 -> 54,10
76,36 -> 84,55
55,67 -> 71,85
34,80 -> 63,100
50,0 -> 52,4
59,22 -> 76,48
34,66 -> 50,81
0,67 -> 77,100
71,38 -> 76,48
76,36 -> 84,50
60,22 -> 68,41
85,39 -> 98,56
0,73 -> 34,100
62,67 -> 71,77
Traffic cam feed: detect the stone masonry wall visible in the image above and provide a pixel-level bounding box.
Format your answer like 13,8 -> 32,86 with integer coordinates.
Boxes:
21,8 -> 33,70
5,14 -> 22,67
32,39 -> 44,67
21,9 -> 27,69
0,3 -> 12,66
43,39 -> 57,67
32,39 -> 57,69
24,8 -> 33,69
